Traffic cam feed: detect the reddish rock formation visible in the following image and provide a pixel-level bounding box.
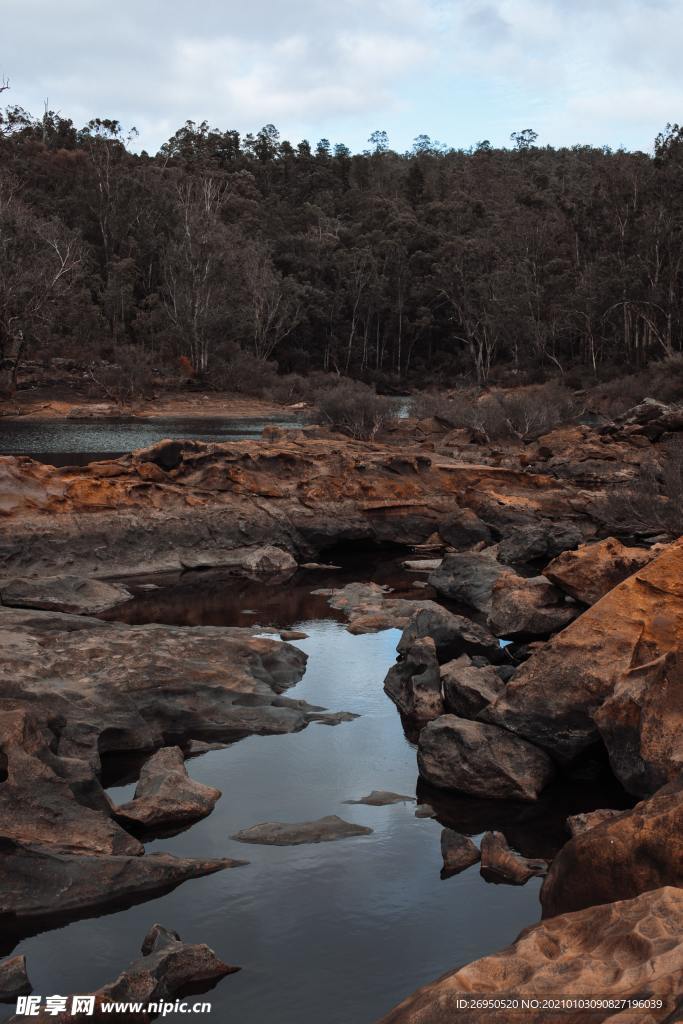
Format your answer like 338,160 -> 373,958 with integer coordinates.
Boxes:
378,887 -> 683,1023
479,831 -> 548,885
541,777 -> 683,918
544,536 -> 658,606
483,540 -> 683,775
488,573 -> 579,639
115,747 -> 222,831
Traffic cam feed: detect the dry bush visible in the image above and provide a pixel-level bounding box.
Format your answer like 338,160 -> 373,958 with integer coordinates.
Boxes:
598,439 -> 683,538
88,345 -> 156,404
317,379 -> 397,439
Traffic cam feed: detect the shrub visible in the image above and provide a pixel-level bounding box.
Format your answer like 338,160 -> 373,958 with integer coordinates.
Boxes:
88,345 -> 156,404
598,439 -> 683,538
317,380 -> 397,440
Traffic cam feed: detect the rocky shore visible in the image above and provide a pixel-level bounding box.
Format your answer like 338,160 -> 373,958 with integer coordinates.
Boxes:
0,396 -> 680,1019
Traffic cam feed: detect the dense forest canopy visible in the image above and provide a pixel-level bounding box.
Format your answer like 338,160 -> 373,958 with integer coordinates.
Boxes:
2,100 -> 683,395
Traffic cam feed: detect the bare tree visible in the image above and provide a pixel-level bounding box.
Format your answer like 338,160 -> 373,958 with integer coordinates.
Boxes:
241,241 -> 302,361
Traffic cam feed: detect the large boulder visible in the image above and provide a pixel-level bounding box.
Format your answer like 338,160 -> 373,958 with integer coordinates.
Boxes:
417,716 -> 555,802
440,829 -> 480,877
594,651 -> 683,797
484,540 -> 683,770
488,573 -> 579,639
440,655 -> 505,719
0,575 -> 132,615
115,747 -> 222,831
544,537 -> 658,606
384,638 -> 445,721
377,887 -> 683,1023
497,521 -> 582,566
398,606 -> 502,663
438,508 -> 492,549
541,777 -> 683,918
428,549 -> 510,613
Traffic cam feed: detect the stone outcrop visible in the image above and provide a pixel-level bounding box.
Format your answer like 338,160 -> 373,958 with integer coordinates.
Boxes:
437,507 -> 492,549
0,575 -> 132,614
384,638 -> 445,721
440,829 -> 480,877
488,573 -> 579,639
541,777 -> 683,918
496,522 -> 582,566
428,549 -> 510,613
0,439 -> 592,578
544,537 -> 658,606
417,716 -> 555,802
479,831 -> 548,885
398,606 -> 502,664
378,887 -> 683,1023
440,655 -> 505,719
6,925 -> 237,1022
231,815 -> 372,845
484,540 -> 683,774
115,747 -> 222,831
0,955 -> 31,1003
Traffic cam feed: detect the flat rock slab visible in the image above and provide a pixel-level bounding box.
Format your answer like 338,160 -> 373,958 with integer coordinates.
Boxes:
115,746 -> 222,830
344,791 -> 415,806
231,815 -> 373,846
0,575 -> 132,614
0,955 -> 32,1002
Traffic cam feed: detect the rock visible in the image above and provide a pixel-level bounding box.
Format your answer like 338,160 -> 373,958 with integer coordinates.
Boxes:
344,791 -> 415,806
617,397 -> 683,439
0,575 -> 132,615
398,605 -> 502,663
402,559 -> 442,571
480,831 -> 548,884
317,581 -> 436,635
307,710 -> 360,726
279,629 -> 309,640
414,804 -> 436,818
440,829 -> 480,877
594,650 -> 683,797
428,549 -> 510,613
115,747 -> 222,831
181,544 -> 297,574
484,540 -> 683,771
438,508 -> 492,550
0,840 -> 244,935
497,521 -> 582,565
488,573 -> 579,639
183,739 -> 228,757
440,654 -> 505,719
6,926 -> 238,1022
544,536 -> 658,606
0,955 -> 31,1003
377,887 -> 683,1024
541,777 -> 683,918
566,808 -> 625,837
384,638 -> 445,721
231,815 -> 372,846
417,716 -> 555,802
301,562 -> 342,570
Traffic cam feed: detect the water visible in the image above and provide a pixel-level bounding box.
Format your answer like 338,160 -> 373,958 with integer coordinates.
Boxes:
4,564 -> 628,1023
0,417 -> 300,466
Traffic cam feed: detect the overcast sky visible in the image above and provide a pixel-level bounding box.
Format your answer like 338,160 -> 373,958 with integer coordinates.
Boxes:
3,0 -> 682,154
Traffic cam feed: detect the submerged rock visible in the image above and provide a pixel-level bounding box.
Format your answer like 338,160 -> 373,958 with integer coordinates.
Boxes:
440,829 -> 480,877
377,887 -> 683,1023
384,638 -> 445,721
115,747 -> 222,831
479,831 -> 548,885
417,716 -> 555,802
0,575 -> 132,615
0,955 -> 31,1003
344,791 -> 415,806
541,777 -> 683,918
231,815 -> 372,846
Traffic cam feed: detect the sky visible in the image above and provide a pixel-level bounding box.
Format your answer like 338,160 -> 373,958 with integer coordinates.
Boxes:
2,0 -> 682,155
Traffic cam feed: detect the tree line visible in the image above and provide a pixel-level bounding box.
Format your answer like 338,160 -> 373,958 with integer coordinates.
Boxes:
2,101 -> 683,396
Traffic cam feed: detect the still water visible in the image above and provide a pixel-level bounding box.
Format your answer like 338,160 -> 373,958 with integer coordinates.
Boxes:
0,417 -> 300,466
6,565 -> 624,1023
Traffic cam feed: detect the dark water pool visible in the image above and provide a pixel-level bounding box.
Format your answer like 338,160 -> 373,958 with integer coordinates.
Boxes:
5,564 -> 629,1024
0,417 -> 300,466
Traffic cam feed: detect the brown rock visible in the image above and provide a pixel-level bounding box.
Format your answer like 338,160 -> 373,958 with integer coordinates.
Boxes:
566,808 -> 625,837
484,540 -> 683,769
440,654 -> 505,719
115,747 -> 222,831
0,575 -> 132,614
440,829 -> 480,877
480,831 -> 548,884
344,791 -> 415,806
488,572 -> 579,639
541,777 -> 683,918
438,508 -> 492,550
497,521 -> 582,565
417,715 -> 555,802
377,887 -> 683,1024
544,537 -> 658,606
384,638 -> 445,721
0,955 -> 31,1003
231,815 -> 372,846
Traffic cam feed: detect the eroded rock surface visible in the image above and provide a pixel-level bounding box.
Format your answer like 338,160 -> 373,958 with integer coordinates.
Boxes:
384,638 -> 445,721
544,537 -> 658,606
398,606 -> 502,664
231,815 -> 372,846
440,829 -> 480,877
115,747 -> 222,831
440,655 -> 505,719
378,887 -> 683,1023
428,549 -> 510,613
488,573 -> 578,639
417,716 -> 555,802
0,575 -> 132,614
479,831 -> 548,885
0,955 -> 31,1002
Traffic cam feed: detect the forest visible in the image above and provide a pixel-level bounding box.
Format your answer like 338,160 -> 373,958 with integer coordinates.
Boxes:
2,99 -> 683,398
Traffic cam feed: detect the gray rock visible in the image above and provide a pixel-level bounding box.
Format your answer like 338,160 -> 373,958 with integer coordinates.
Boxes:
398,606 -> 502,664
0,955 -> 32,1003
344,791 -> 415,806
497,522 -> 582,566
428,549 -> 510,613
307,710 -> 360,726
115,747 -> 222,830
231,815 -> 372,846
417,715 -> 555,802
384,638 -> 445,721
438,509 -> 492,550
488,573 -> 579,639
0,575 -> 132,614
440,829 -> 481,877
441,655 -> 505,719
